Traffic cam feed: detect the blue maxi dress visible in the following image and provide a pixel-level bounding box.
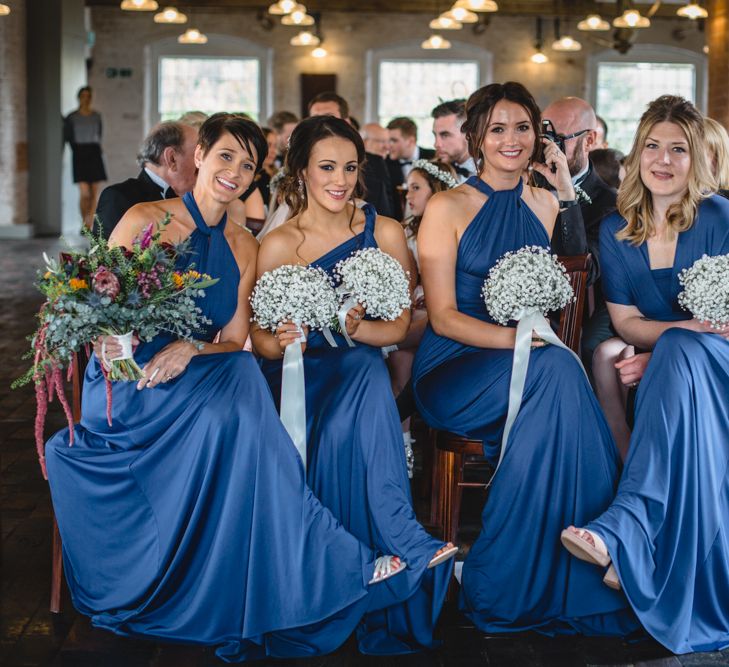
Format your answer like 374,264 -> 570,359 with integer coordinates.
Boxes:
412,177 -> 638,635
45,193 -> 389,662
586,195 -> 729,654
261,205 -> 452,655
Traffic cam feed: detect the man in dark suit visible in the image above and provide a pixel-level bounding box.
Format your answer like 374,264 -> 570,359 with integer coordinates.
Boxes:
307,92 -> 394,218
93,121 -> 198,238
541,97 -> 618,369
384,117 -> 435,220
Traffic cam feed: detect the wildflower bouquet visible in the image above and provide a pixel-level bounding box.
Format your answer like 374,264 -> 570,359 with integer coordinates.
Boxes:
678,253 -> 729,328
15,218 -> 218,478
481,246 -> 580,481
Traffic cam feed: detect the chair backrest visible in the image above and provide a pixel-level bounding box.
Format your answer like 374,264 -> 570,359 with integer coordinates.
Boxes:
556,254 -> 591,354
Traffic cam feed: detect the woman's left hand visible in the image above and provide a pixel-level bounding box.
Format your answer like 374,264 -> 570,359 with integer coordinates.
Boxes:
615,352 -> 651,387
137,340 -> 198,390
345,303 -> 366,337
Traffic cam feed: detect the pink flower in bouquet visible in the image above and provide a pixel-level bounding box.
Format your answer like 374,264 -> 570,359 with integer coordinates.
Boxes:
92,266 -> 121,301
138,223 -> 155,250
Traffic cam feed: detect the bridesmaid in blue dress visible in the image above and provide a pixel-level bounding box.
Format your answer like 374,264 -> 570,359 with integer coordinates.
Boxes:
411,82 -> 638,635
45,114 -> 407,663
561,96 -> 729,654
253,115 -> 455,655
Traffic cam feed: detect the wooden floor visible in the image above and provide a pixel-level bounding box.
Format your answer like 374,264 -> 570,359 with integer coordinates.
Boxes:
2,238 -> 728,667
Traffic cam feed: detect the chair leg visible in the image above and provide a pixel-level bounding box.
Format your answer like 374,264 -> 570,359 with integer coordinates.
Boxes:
440,450 -> 458,543
50,515 -> 63,613
448,452 -> 464,545
429,429 -> 442,527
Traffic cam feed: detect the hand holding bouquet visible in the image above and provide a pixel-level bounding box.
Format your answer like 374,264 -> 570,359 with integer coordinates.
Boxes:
15,218 -> 218,477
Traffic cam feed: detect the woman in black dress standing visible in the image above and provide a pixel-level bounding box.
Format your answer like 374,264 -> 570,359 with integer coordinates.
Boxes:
64,86 -> 107,230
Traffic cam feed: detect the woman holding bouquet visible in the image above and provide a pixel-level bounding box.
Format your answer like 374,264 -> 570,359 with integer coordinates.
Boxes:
411,82 -> 638,635
44,113 -> 412,662
253,115 -> 455,655
561,96 -> 729,654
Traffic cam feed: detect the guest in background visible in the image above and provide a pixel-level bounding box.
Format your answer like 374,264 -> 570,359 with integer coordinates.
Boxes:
64,86 -> 107,230
590,148 -> 625,190
704,116 -> 729,196
94,120 -> 198,239
562,95 -> 729,655
308,91 -> 394,217
255,127 -> 278,207
593,114 -> 609,150
177,110 -> 208,128
431,99 -> 476,182
360,122 -> 389,159
389,158 -> 457,476
541,97 -> 618,372
267,110 -> 299,167
412,82 -> 636,636
385,117 -> 435,220
254,115 -> 455,655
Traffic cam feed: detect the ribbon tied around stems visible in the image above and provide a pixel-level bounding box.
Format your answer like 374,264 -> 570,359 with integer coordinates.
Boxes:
336,292 -> 359,348
100,331 -> 134,371
491,308 -> 588,485
280,324 -> 308,470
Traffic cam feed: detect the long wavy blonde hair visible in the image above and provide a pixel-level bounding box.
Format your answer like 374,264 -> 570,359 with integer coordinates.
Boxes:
703,117 -> 729,190
616,95 -> 715,245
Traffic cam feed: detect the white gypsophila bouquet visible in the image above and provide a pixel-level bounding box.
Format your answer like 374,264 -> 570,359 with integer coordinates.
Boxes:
250,264 -> 339,331
482,246 -> 574,325
334,248 -> 411,320
678,253 -> 729,328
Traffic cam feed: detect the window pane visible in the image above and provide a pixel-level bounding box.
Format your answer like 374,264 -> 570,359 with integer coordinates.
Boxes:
596,62 -> 695,154
378,60 -> 479,148
159,57 -> 260,121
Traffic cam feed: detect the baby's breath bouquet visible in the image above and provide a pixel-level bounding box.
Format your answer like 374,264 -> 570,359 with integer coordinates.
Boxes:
482,246 -> 574,325
481,246 -> 580,481
333,248 -> 411,346
14,218 -> 218,478
250,264 -> 339,470
678,253 -> 729,328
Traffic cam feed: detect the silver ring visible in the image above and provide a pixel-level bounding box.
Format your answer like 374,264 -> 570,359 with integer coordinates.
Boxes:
354,314 -> 361,321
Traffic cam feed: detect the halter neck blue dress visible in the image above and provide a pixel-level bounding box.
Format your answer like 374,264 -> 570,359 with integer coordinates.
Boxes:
586,196 -> 729,654
261,204 -> 452,655
45,193 -> 395,662
412,177 -> 638,636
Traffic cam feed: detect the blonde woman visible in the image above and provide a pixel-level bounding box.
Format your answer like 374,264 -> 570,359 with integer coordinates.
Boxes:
562,96 -> 729,654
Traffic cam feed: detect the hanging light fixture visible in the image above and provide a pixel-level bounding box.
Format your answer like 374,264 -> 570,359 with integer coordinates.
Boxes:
530,17 -> 548,64
268,0 -> 297,15
290,30 -> 320,46
453,0 -> 498,11
0,4 -> 10,16
552,18 -> 582,51
281,5 -> 315,26
613,8 -> 650,28
311,46 -> 328,58
120,0 -> 159,10
677,2 -> 708,19
154,6 -> 187,23
429,16 -> 463,30
442,6 -> 478,23
178,27 -> 207,44
422,34 -> 452,49
577,14 -> 610,31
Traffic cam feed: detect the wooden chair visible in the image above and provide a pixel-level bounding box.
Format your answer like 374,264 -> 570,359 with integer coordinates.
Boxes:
50,350 -> 87,612
429,255 -> 592,544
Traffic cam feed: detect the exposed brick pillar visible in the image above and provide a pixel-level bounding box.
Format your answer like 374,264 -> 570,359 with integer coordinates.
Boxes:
0,0 -> 30,235
708,0 -> 729,126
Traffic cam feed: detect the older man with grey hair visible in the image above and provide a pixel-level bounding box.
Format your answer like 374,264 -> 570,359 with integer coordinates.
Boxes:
93,120 -> 198,238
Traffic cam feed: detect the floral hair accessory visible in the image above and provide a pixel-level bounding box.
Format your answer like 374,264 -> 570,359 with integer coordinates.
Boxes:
410,159 -> 458,189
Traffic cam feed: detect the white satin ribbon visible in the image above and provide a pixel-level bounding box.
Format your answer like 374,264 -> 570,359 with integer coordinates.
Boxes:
492,309 -> 587,483
337,294 -> 358,348
280,325 -> 308,470
100,331 -> 134,371
321,326 -> 338,348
